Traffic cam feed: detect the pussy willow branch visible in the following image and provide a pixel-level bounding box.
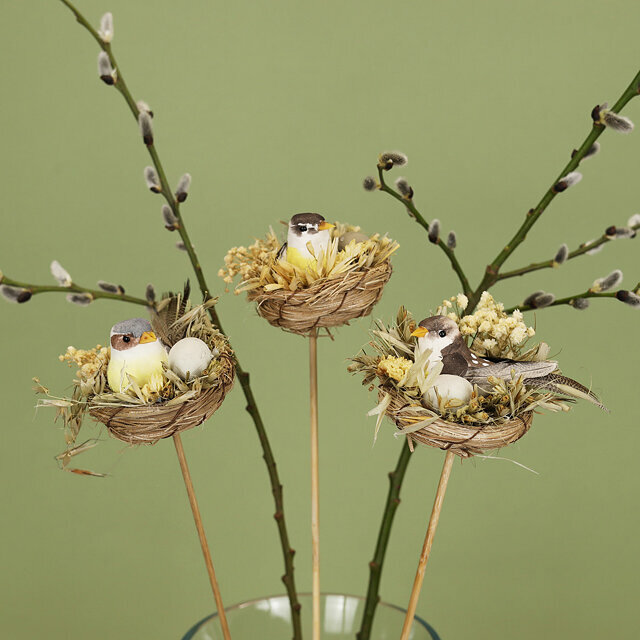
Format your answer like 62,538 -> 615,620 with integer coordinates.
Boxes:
1,275 -> 149,307
356,440 -> 412,640
497,223 -> 640,282
504,282 -> 640,314
359,68 -> 640,638
469,67 -> 640,309
58,2 -> 302,637
376,167 -> 473,297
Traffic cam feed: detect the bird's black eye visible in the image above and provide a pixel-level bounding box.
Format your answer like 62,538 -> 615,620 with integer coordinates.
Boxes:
122,336 -> 131,343
299,225 -> 308,232
438,330 -> 446,338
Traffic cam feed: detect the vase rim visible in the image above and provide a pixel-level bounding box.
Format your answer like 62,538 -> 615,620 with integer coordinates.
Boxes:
182,592 -> 441,640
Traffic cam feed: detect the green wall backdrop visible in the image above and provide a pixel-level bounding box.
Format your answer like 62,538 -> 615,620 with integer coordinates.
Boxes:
1,1 -> 639,638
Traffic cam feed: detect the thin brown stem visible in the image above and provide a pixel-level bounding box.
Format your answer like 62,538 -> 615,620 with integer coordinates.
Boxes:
173,434 -> 232,640
376,167 -> 472,297
309,329 -> 320,640
399,451 -> 455,640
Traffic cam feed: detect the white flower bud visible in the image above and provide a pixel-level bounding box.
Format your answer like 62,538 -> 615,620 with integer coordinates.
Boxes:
591,269 -> 623,292
553,243 -> 569,266
1,285 -> 31,303
98,12 -> 114,43
175,173 -> 192,203
50,260 -> 72,287
428,219 -> 440,244
363,176 -> 378,191
447,231 -> 457,249
97,51 -> 115,85
138,112 -> 154,145
378,151 -> 408,170
571,298 -> 590,310
66,293 -> 93,306
144,166 -> 161,193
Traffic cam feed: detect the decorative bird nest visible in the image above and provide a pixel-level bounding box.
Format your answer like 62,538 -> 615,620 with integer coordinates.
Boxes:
37,295 -> 235,470
349,299 -> 581,458
219,222 -> 398,336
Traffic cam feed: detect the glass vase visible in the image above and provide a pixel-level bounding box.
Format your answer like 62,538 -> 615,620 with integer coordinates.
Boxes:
183,593 -> 440,639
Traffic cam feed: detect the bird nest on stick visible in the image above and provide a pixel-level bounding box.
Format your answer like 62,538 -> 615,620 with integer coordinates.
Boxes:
219,222 -> 398,335
37,294 -> 234,472
349,299 -> 585,458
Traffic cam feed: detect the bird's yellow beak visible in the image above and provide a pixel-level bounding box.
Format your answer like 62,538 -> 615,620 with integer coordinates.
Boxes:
411,327 -> 428,338
139,331 -> 157,344
318,221 -> 335,231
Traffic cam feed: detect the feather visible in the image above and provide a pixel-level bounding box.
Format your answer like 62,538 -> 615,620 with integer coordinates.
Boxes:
151,281 -> 191,346
275,242 -> 287,262
532,374 -> 609,412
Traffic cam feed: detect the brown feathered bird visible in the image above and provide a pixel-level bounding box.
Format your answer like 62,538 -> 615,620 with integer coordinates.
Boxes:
411,315 -> 607,411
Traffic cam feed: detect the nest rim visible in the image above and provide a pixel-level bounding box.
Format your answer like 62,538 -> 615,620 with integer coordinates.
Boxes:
247,259 -> 393,336
384,386 -> 534,459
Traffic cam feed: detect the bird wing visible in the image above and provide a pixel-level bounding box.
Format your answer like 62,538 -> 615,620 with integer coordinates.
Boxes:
440,350 -> 471,377
275,242 -> 287,262
465,359 -> 558,386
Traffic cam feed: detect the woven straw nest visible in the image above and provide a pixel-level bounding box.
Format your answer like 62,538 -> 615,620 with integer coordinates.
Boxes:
219,222 -> 398,336
383,386 -> 533,458
349,305 -> 577,459
40,295 -> 235,466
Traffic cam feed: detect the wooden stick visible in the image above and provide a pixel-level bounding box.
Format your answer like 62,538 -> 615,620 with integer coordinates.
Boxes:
173,433 -> 232,640
309,329 -> 321,640
399,450 -> 456,640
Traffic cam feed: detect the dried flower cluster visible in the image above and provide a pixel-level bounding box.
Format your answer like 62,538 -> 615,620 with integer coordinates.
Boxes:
436,291 -> 536,358
218,222 -> 398,294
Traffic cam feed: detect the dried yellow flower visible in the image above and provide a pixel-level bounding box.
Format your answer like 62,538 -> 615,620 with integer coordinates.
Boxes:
377,355 -> 413,382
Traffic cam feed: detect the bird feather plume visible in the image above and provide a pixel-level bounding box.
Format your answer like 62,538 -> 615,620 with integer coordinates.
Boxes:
151,281 -> 191,346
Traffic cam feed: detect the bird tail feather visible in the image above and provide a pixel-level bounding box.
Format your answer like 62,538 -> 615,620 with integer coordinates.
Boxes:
534,374 -> 609,412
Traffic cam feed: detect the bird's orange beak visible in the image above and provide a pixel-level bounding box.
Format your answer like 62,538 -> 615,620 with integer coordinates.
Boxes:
411,327 -> 428,338
318,221 -> 335,231
139,331 -> 157,344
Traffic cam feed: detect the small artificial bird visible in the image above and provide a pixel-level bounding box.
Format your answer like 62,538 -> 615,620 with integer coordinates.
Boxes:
278,212 -> 335,269
411,315 -> 607,410
107,318 -> 168,392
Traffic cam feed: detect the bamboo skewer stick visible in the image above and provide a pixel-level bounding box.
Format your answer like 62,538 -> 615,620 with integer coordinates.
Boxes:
399,450 -> 455,640
173,434 -> 232,640
309,329 -> 321,640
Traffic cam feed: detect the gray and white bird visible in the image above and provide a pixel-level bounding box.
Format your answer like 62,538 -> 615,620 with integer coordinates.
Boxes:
411,315 -> 607,410
278,212 -> 335,269
107,318 -> 168,392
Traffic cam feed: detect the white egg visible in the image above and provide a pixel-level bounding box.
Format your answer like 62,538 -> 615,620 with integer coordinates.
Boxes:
169,337 -> 214,380
423,374 -> 473,409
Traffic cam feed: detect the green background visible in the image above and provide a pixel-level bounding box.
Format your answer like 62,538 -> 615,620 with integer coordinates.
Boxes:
1,1 -> 638,638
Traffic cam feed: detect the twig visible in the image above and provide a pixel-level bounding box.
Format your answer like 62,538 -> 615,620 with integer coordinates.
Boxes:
309,329 -> 321,640
497,223 -> 640,282
173,434 -> 232,640
0,275 -> 149,307
469,67 -> 640,309
356,440 -> 413,640
57,3 -> 302,636
505,283 -> 639,314
399,450 -> 455,640
376,167 -> 472,297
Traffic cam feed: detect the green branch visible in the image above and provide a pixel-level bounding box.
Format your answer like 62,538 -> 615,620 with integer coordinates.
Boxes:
57,3 -> 302,637
376,167 -> 473,297
505,282 -> 640,314
356,441 -> 413,640
1,275 -> 149,307
469,66 -> 640,310
496,223 -> 640,282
